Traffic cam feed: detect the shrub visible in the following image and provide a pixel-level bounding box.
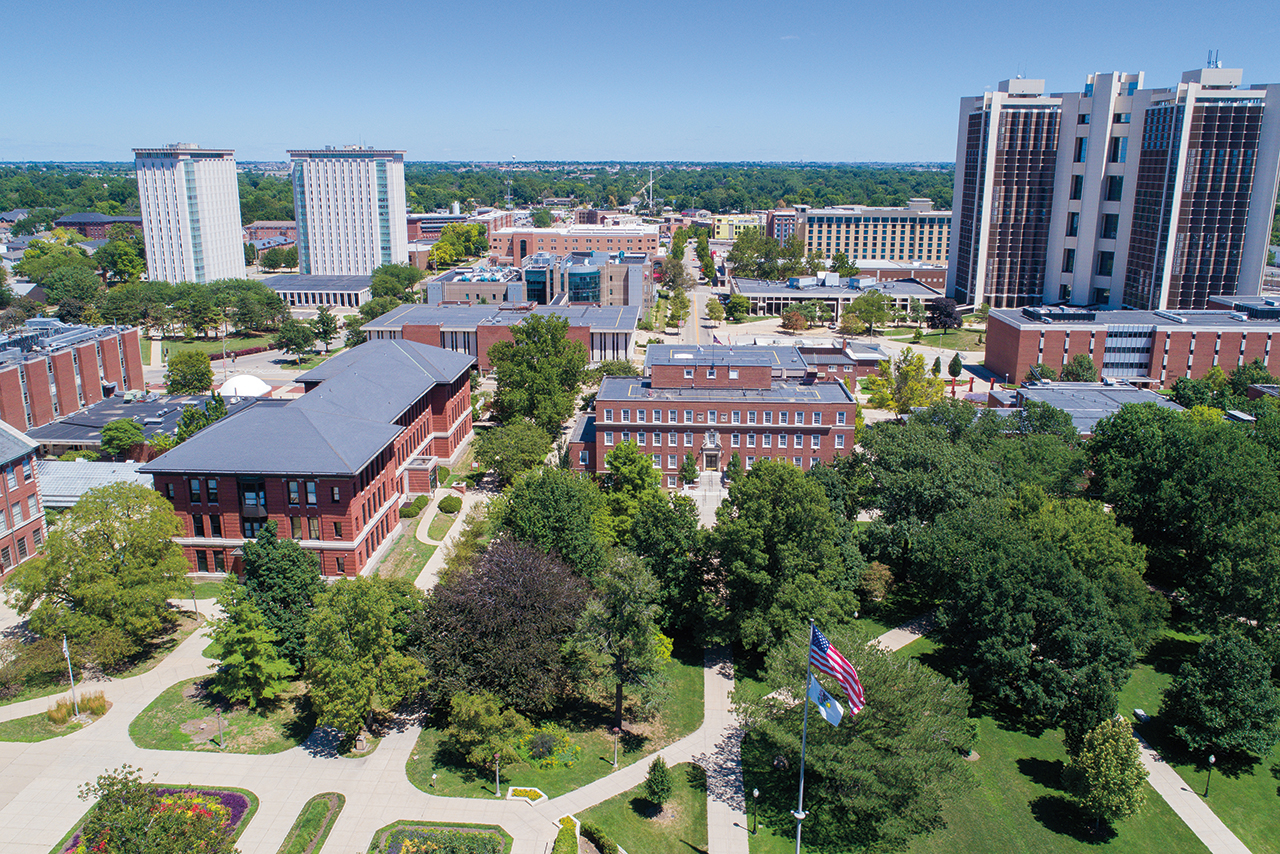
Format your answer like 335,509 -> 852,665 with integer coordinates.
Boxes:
47,699 -> 71,725
579,822 -> 619,854
439,495 -> 463,514
383,827 -> 503,854
400,496 -> 431,518
508,787 -> 544,801
521,724 -> 581,769
550,818 -> 577,854
644,756 -> 673,806
82,691 -> 107,716
437,466 -> 450,483
47,690 -> 108,724
209,345 -> 275,362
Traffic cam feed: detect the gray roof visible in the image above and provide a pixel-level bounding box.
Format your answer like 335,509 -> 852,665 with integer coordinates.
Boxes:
0,209 -> 30,223
35,459 -> 151,508
1013,382 -> 1184,433
292,339 -> 473,422
644,344 -> 808,370
26,394 -> 259,447
991,306 -> 1280,332
362,302 -> 641,333
0,419 -> 37,465
54,212 -> 142,225
597,376 -> 856,405
733,276 -> 942,299
263,274 -> 372,292
568,413 -> 596,444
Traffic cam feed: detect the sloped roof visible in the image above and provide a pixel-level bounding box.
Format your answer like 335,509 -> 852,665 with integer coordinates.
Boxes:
35,460 -> 151,508
0,419 -> 37,465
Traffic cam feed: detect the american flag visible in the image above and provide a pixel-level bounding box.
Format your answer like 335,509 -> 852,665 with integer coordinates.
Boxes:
809,626 -> 865,713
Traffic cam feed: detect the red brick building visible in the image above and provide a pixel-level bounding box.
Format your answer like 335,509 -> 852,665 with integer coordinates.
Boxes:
0,323 -> 144,433
54,212 -> 143,240
0,420 -> 45,576
139,340 -> 474,577
243,221 -> 297,241
569,345 -> 859,487
986,305 -> 1280,387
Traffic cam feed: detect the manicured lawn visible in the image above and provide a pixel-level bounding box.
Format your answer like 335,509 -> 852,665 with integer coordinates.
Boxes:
406,646 -> 704,799
276,792 -> 345,854
885,328 -> 985,351
129,676 -> 315,754
367,821 -> 512,854
374,524 -> 437,580
0,711 -> 87,742
140,337 -> 151,362
161,334 -> 272,358
279,352 -> 330,371
190,580 -> 226,600
427,510 -> 457,541
580,762 -> 709,854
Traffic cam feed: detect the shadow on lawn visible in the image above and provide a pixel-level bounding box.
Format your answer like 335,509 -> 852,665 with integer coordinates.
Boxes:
1030,795 -> 1116,844
1016,757 -> 1067,791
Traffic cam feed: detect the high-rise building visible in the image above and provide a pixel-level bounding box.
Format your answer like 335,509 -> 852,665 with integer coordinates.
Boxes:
134,144 -> 246,283
800,200 -> 951,264
948,68 -> 1280,311
289,146 -> 408,275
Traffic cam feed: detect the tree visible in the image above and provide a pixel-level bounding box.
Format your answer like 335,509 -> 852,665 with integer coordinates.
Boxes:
849,291 -> 889,334
309,305 -> 339,352
569,554 -> 672,729
474,420 -> 552,486
743,625 -> 974,854
445,690 -> 531,770
830,252 -> 859,278
864,347 -> 945,413
43,264 -> 102,306
711,460 -> 860,652
164,349 -> 214,394
241,521 -> 322,668
931,356 -> 942,376
4,483 -> 188,668
781,308 -> 806,333
1025,362 -> 1058,382
100,418 -> 144,459
244,242 -> 258,266
908,298 -> 927,329
1061,353 -> 1099,383
305,576 -> 427,741
628,491 -> 704,636
667,289 -> 690,325
948,352 -> 963,379
175,394 -> 228,444
1063,717 -> 1148,830
496,467 -> 609,577
706,298 -> 724,324
724,293 -> 751,322
413,538 -> 589,712
679,451 -> 699,483
72,765 -> 237,854
282,246 -> 298,269
1160,633 -> 1280,762
489,313 -> 588,436
259,246 -> 286,271
644,756 -> 673,807
928,297 -> 962,330
837,312 -> 859,338
371,263 -> 425,300
205,580 -> 296,709
532,208 -> 553,228
725,451 -> 743,482
275,317 -> 316,364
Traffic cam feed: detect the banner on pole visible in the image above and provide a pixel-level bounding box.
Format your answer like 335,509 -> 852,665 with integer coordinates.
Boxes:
807,674 -> 844,726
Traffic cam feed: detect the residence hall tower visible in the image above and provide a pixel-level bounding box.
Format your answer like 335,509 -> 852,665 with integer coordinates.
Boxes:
948,68 -> 1280,311
289,146 -> 408,276
800,200 -> 952,264
140,340 -> 472,577
134,144 -> 246,284
568,345 -> 858,489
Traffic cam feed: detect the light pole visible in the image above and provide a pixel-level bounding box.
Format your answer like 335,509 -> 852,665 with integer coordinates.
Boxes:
751,788 -> 759,835
216,708 -> 224,749
612,727 -> 621,769
1204,754 -> 1216,797
495,752 -> 501,798
431,773 -> 437,789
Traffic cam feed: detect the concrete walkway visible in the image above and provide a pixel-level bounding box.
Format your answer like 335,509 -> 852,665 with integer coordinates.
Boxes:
1132,729 -> 1251,853
412,488 -> 490,590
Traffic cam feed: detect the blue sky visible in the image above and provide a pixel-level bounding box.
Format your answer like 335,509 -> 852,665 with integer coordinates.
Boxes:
6,0 -> 1278,163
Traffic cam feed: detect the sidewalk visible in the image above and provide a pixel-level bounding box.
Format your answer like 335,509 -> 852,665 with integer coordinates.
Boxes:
412,488 -> 489,591
1133,729 -> 1251,853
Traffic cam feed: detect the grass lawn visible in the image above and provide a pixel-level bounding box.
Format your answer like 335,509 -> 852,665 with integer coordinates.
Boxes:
374,524 -> 437,580
580,762 -> 708,854
190,580 -> 226,600
276,792 -> 345,854
406,645 -> 704,799
129,676 -> 315,754
366,821 -> 512,854
885,328 -> 985,351
426,510 -> 457,541
0,711 -> 88,742
161,334 -> 272,358
0,609 -> 204,709
279,352 -> 330,371
140,337 -> 151,362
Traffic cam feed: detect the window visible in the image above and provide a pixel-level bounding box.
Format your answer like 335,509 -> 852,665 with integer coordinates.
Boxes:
243,520 -> 264,538
683,368 -> 693,379
779,412 -> 788,425
811,434 -> 821,448
288,481 -> 300,505
603,409 -> 613,422
794,412 -> 804,425
764,411 -> 773,424
189,479 -> 201,503
669,410 -> 677,423
1074,137 -> 1088,162
5,468 -> 15,490
667,475 -> 677,488
1077,113 -> 1090,124
621,432 -> 630,444
637,432 -> 646,446
0,547 -> 9,568
763,434 -> 772,447
1109,137 -> 1128,163
214,551 -> 225,572
709,410 -> 718,424
336,556 -> 346,574
812,412 -> 822,425
794,457 -> 803,467
196,551 -> 208,572
1062,248 -> 1076,273
1102,176 -> 1124,203
334,521 -> 344,538
836,411 -> 846,426
1114,112 -> 1131,124
651,454 -> 660,467
1070,175 -> 1084,200
210,514 -> 222,537
668,455 -> 677,468
731,433 -> 740,447
684,410 -> 693,424
1101,214 -> 1119,240
747,433 -> 756,447
604,431 -> 614,445
668,431 -> 677,446
748,410 -> 757,425
684,432 -> 693,446
810,458 -> 819,468
835,435 -> 845,448
706,367 -> 716,378
746,456 -> 755,468
732,411 -> 741,424
32,526 -> 42,546
778,434 -> 788,448
1066,212 -> 1080,237
729,368 -> 739,380
306,482 -> 317,505
579,450 -> 588,466
291,517 -> 303,539
309,517 -> 320,539
22,460 -> 31,482
166,483 -> 175,500
622,409 -> 630,422
653,410 -> 662,424
637,410 -> 646,423
10,503 -> 21,524
27,496 -> 36,519
193,515 -> 205,537
1097,251 -> 1115,277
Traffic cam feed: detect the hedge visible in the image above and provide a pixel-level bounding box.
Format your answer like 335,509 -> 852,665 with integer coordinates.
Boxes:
438,495 -> 462,514
550,820 -> 577,854
208,344 -> 277,362
399,495 -> 431,518
579,821 -> 619,854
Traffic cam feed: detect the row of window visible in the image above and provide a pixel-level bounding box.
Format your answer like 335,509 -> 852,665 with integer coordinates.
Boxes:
602,432 -> 842,450
177,479 -> 343,507
4,460 -> 33,490
0,530 -> 39,569
1061,249 -> 1116,276
0,496 -> 39,535
601,408 -> 847,426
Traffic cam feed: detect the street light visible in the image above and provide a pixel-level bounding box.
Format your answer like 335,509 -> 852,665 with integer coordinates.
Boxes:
431,773 -> 437,789
612,727 -> 621,769
1204,754 -> 1216,797
751,788 -> 759,835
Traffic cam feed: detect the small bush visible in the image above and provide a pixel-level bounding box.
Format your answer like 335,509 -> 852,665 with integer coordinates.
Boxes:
644,756 -> 673,806
82,690 -> 107,716
400,495 -> 431,518
46,700 -> 71,725
579,821 -> 619,854
551,817 -> 577,854
47,690 -> 108,724
508,787 -> 544,801
439,495 -> 463,514
521,724 -> 581,768
437,466 -> 450,483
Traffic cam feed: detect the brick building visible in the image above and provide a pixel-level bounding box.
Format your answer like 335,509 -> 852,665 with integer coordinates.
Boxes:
138,340 -> 474,577
568,345 -> 859,487
488,224 -> 660,266
0,321 -> 144,433
985,304 -> 1280,387
53,212 -> 143,240
0,420 -> 45,576
243,221 -> 297,241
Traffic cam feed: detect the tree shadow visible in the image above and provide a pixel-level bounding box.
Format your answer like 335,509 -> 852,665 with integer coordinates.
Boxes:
682,842 -> 709,854
1016,757 -> 1066,792
1029,795 -> 1114,843
628,797 -> 662,818
1143,635 -> 1199,676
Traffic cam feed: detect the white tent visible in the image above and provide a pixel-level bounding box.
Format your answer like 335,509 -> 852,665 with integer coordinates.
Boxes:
218,374 -> 272,398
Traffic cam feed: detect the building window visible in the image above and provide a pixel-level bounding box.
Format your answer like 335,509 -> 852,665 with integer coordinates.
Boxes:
189,479 -> 201,503
637,432 -> 646,446
334,521 -> 344,538
1063,248 -> 1076,273
811,434 -> 821,448
637,410 -> 646,423
1077,113 -> 1090,124
731,433 -> 740,447
729,368 -> 739,380
166,483 -> 175,500
835,435 -> 845,449
669,410 -> 677,423
291,517 -> 303,539
309,517 -> 320,539
1106,175 -> 1124,201
22,460 -> 31,482
778,412 -> 787,425
794,457 -> 803,467
10,503 -> 21,525
27,496 -> 37,519
684,410 -> 693,423
763,434 -> 772,448
668,455 -> 677,468
836,411 -> 846,425
668,431 -> 677,446
32,526 -> 42,546
604,431 -> 614,445
1101,214 -> 1119,240
622,432 -> 630,444
1108,137 -> 1127,163
1069,175 -> 1084,201
795,411 -> 804,425
0,546 -> 9,568
746,456 -> 755,468
196,551 -> 208,572
747,433 -> 756,447
336,555 -> 346,574
651,454 -> 661,467
747,410 -> 757,425
5,468 -> 15,490
1097,251 -> 1115,277
1114,112 -> 1131,123
764,411 -> 773,425
193,515 -> 205,537
210,514 -> 222,537
684,432 -> 693,446
684,368 -> 693,379
306,482 -> 318,505
1066,212 -> 1080,237
243,520 -> 264,538
288,481 -> 300,506
332,486 -> 341,502
732,411 -> 741,424
709,410 -> 718,424
214,551 -> 225,572
813,412 -> 822,425
621,409 -> 630,422
579,450 -> 588,466
667,475 -> 677,488
1074,137 -> 1088,162
707,367 -> 716,379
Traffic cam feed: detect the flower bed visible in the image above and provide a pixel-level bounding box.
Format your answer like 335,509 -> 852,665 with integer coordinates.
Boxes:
368,821 -> 511,854
208,345 -> 276,362
505,786 -> 546,802
54,785 -> 258,854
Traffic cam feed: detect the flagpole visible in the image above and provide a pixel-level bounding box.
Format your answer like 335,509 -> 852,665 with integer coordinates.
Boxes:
62,635 -> 79,718
794,620 -> 814,854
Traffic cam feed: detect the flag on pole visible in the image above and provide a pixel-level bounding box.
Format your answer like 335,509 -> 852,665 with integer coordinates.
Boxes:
713,335 -> 723,345
807,674 -> 844,726
809,625 -> 865,712
62,636 -> 69,659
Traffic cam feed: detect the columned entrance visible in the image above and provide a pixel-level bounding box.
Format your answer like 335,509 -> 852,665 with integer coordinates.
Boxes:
701,429 -> 722,471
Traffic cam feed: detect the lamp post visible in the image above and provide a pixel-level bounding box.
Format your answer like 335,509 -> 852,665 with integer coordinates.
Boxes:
495,752 -> 501,798
216,708 -> 224,749
1204,754 -> 1216,797
751,788 -> 759,835
431,773 -> 437,789
612,727 -> 621,769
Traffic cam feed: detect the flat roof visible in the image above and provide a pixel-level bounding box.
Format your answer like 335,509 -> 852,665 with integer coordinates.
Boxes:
734,277 -> 943,298
597,376 -> 855,405
644,344 -> 808,370
263,274 -> 372,292
363,302 -> 640,334
26,394 -> 259,446
991,307 -> 1280,331
1014,382 -> 1184,433
35,459 -> 151,508
288,149 -> 405,157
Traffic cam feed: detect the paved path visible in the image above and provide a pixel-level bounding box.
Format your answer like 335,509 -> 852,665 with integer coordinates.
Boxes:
1132,729 -> 1251,853
412,489 -> 490,590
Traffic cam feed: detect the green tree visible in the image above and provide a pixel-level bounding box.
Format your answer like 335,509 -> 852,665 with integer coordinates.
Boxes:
205,580 -> 296,709
849,291 -> 889,334
1063,717 -> 1149,830
260,246 -> 286,271
947,352 -> 963,379
1160,633 -> 1280,762
724,293 -> 751,321
445,690 -> 531,770
743,625 -> 974,854
628,491 -> 704,636
95,236 -> 146,283
474,420 -> 552,486
837,312 -> 859,338
164,349 -> 214,394
241,521 -> 322,668
569,555 -> 672,729
644,756 -> 673,806
532,208 -> 553,228
908,297 -> 927,329
680,451 -> 699,483
282,246 -> 298,269
100,418 -> 144,458
306,576 -> 427,741
72,765 -> 237,854
931,356 -> 942,376
663,255 -> 689,289
667,289 -> 690,325
4,483 -> 187,668
244,242 -> 258,266
865,347 -> 945,413
496,467 -> 609,577
309,305 -> 339,352
274,316 -> 315,363
43,264 -> 101,305
706,298 -> 724,324
830,252 -> 860,278
603,440 -> 661,533
1061,353 -> 1099,382
489,313 -> 588,436
1025,362 -> 1058,382
371,263 -> 425,300
725,451 -> 744,482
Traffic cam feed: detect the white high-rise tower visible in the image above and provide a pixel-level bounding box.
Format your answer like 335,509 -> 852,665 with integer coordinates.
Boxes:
134,144 -> 246,284
289,146 -> 408,276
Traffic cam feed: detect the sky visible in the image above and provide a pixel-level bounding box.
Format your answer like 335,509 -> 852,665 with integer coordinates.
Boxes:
5,0 -> 1280,164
